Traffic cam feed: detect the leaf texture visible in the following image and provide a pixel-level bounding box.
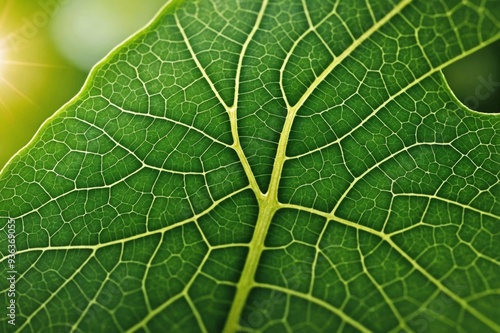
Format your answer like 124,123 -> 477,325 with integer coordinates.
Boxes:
1,0 -> 499,332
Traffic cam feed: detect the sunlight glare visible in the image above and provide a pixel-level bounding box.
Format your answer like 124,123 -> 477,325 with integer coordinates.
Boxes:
0,42 -> 6,77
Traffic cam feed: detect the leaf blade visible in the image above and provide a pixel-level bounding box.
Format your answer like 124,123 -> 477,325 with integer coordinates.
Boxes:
1,0 -> 499,332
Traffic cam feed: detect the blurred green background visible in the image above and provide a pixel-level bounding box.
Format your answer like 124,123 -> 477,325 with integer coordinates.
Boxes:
0,0 -> 499,169
0,0 -> 165,169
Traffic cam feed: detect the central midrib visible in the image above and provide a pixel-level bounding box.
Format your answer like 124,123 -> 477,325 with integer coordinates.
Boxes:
221,191 -> 279,333
222,99 -> 298,333
222,1 -> 412,331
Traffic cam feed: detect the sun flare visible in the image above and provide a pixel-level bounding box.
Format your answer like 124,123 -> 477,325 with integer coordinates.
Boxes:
0,41 -> 7,78
0,0 -> 89,170
0,32 -> 66,111
0,44 -> 4,61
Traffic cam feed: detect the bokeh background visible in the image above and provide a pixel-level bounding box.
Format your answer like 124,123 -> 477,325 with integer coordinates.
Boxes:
0,0 -> 499,169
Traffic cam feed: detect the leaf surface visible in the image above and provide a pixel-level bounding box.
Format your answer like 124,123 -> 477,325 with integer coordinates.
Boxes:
1,0 -> 500,332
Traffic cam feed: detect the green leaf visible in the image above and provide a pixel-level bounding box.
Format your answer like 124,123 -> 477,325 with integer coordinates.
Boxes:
1,0 -> 499,332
